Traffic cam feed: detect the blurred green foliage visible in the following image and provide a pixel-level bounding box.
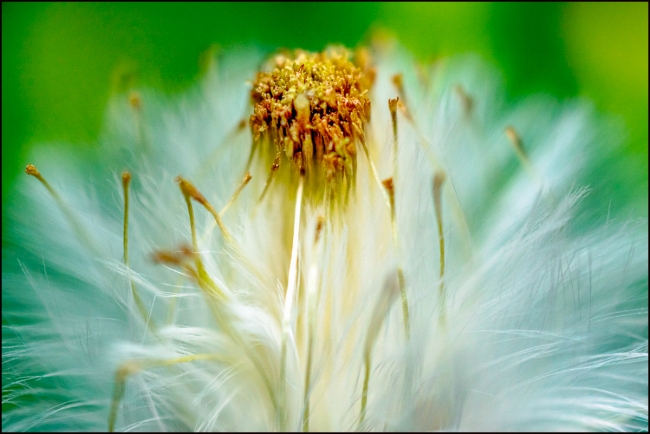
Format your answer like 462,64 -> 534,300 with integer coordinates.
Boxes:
2,2 -> 648,232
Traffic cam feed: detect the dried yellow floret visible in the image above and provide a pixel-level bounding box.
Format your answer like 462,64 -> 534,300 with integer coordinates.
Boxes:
250,47 -> 374,194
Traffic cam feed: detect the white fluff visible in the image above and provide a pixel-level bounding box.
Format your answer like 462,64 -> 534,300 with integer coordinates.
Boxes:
2,41 -> 647,432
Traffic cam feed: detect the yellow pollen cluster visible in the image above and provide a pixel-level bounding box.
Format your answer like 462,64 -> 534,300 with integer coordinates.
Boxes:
250,47 -> 373,187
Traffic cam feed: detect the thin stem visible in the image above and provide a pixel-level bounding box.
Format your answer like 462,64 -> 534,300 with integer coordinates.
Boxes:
302,332 -> 313,432
358,272 -> 401,429
505,126 -> 544,189
359,139 -> 391,211
259,152 -> 281,203
397,267 -> 408,339
388,81 -> 474,257
360,351 -> 372,426
388,99 -> 410,340
122,171 -> 156,331
24,164 -> 98,254
177,176 -> 233,244
433,171 -> 446,325
302,216 -> 324,432
129,91 -> 150,152
389,97 -> 399,162
220,172 -> 252,216
176,177 -> 224,300
279,175 -> 305,430
244,137 -> 259,175
122,172 -> 131,265
382,178 -> 410,340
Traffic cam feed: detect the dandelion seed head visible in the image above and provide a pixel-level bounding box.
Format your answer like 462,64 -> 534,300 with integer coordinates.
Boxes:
2,40 -> 647,432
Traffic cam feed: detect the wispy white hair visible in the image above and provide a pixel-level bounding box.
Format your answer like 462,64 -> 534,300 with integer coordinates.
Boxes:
3,41 -> 647,431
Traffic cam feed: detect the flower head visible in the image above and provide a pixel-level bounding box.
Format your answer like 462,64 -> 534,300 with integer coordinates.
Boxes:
2,40 -> 647,431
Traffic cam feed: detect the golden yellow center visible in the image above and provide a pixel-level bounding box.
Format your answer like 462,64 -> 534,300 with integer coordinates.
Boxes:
250,47 -> 373,186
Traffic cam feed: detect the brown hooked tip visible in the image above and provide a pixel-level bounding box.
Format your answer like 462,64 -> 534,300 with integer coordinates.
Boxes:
382,177 -> 394,195
388,97 -> 400,114
152,244 -> 195,266
175,176 -> 207,205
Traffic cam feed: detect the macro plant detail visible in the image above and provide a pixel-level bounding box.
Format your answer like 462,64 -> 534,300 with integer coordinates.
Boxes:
2,40 -> 648,431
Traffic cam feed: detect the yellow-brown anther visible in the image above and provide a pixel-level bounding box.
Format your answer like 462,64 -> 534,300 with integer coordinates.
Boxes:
178,244 -> 196,258
25,164 -> 42,179
250,47 -> 372,186
152,245 -> 196,266
388,97 -> 399,115
121,171 -> 131,186
391,73 -> 413,122
382,177 -> 395,210
152,250 -> 183,266
314,215 -> 325,244
391,74 -> 404,95
128,91 -> 142,110
175,176 -> 208,206
388,97 -> 399,147
505,126 -> 527,159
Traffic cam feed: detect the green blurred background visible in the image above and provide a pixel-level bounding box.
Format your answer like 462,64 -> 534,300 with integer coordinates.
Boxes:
2,2 -> 648,231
